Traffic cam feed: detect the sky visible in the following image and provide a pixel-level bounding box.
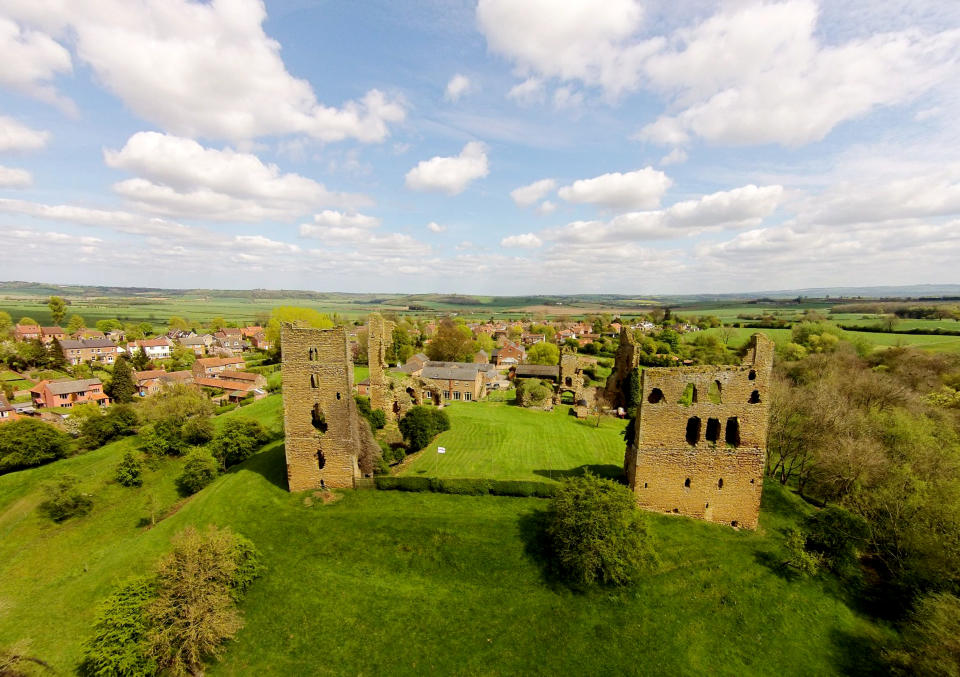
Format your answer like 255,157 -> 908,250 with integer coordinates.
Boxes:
0,0 -> 958,295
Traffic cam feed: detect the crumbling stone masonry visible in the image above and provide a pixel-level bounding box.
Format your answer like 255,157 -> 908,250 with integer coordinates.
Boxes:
367,313 -> 395,420
623,333 -> 774,529
604,326 -> 639,408
281,324 -> 361,491
553,348 -> 585,405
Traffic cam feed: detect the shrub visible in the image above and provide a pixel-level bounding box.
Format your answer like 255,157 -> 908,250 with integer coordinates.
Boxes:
429,478 -> 490,495
208,418 -> 268,469
398,406 -> 450,452
373,476 -> 558,498
182,416 -> 215,445
81,404 -> 139,449
115,451 -> 144,488
0,418 -> 72,473
38,475 -> 93,522
545,474 -> 658,586
140,418 -> 187,457
79,579 -> 157,677
177,453 -> 219,495
803,506 -> 870,577
355,395 -> 387,430
887,592 -> 960,676
515,379 -> 552,407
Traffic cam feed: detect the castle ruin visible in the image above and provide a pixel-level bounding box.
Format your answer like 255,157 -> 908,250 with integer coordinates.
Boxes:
623,333 -> 774,529
604,326 -> 639,408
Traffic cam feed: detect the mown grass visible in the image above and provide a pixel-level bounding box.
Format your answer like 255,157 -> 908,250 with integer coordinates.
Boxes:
696,326 -> 960,353
398,401 -> 628,482
0,393 -> 895,675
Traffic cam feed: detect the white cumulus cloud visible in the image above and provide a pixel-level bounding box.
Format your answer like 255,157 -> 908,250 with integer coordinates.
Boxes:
500,232 -> 543,248
404,141 -> 489,195
0,17 -> 74,112
0,115 -> 51,152
445,74 -> 472,102
0,165 -> 32,188
557,167 -> 672,210
427,221 -> 447,233
510,178 -> 556,207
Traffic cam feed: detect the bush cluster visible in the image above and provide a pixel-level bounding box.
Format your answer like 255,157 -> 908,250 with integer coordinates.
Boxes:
208,418 -> 268,470
177,452 -> 220,495
38,475 -> 93,522
398,406 -> 450,452
0,418 -> 72,474
115,451 -> 144,488
355,395 -> 387,430
80,404 -> 139,449
374,476 -> 557,498
515,379 -> 552,407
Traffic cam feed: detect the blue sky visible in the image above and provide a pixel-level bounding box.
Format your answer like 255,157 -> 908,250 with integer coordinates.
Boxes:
0,0 -> 958,294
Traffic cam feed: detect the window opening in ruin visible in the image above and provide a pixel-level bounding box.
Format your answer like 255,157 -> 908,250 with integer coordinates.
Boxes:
393,401 -> 400,413
748,369 -> 756,380
750,478 -> 755,484
565,376 -> 572,387
685,416 -> 701,445
310,374 -> 319,388
647,388 -> 664,403
336,392 -> 341,400
406,387 -> 417,403
705,417 -> 721,443
309,347 -> 318,361
643,482 -> 648,488
731,521 -> 738,527
311,404 -> 328,433
678,383 -> 697,406
705,502 -> 709,509
684,477 -> 691,488
708,380 -> 722,404
749,390 -> 761,404
317,450 -> 326,469
718,478 -> 724,489
725,417 -> 741,447
672,508 -> 679,514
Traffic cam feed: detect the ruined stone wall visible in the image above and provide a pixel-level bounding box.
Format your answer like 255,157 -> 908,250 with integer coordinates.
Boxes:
367,313 -> 395,419
625,333 -> 774,529
281,325 -> 361,491
604,326 -> 639,407
554,350 -> 585,404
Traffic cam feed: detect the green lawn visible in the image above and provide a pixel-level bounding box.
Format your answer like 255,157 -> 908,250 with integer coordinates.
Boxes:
696,326 -> 960,354
0,393 -> 895,675
399,400 -> 628,482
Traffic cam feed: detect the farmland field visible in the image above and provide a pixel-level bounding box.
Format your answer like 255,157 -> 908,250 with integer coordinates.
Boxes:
0,393 -> 892,676
398,400 -> 628,482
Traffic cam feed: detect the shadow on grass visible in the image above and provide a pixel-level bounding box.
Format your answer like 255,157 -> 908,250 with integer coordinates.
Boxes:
533,464 -> 624,482
829,627 -> 890,676
229,442 -> 287,491
516,508 -> 597,594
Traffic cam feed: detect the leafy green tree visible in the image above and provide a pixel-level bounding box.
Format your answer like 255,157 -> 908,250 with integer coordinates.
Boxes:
0,419 -> 72,473
177,452 -> 220,495
803,506 -> 870,577
264,307 -> 333,351
398,406 -> 450,452
80,578 -> 157,677
131,347 -> 150,371
546,474 -> 658,586
81,404 -> 139,448
182,416 -> 215,445
208,419 -> 268,469
168,316 -> 189,332
138,384 -> 213,425
425,319 -> 475,362
18,316 -> 38,326
527,341 -> 559,366
66,314 -> 86,333
387,326 -> 414,365
115,451 -> 144,488
46,337 -> 68,369
515,378 -> 552,407
48,296 -> 67,325
38,475 -> 93,522
106,357 -> 137,403
0,310 -> 11,336
169,345 -> 196,371
140,419 -> 188,457
209,316 -> 227,332
96,318 -> 123,333
475,332 -> 495,355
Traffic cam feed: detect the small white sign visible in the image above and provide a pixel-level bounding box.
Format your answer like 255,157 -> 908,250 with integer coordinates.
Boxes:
437,446 -> 446,454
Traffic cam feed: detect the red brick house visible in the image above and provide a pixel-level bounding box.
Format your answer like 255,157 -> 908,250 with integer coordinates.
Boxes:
40,327 -> 66,344
192,356 -> 245,377
493,341 -> 525,366
14,324 -> 41,341
31,378 -> 110,409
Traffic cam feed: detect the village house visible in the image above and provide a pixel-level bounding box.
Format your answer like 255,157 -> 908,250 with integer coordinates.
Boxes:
213,329 -> 243,354
355,377 -> 370,396
59,338 -> 120,365
71,329 -> 105,340
40,327 -> 66,344
249,331 -> 273,351
474,349 -> 489,364
31,378 -> 110,409
178,334 -> 211,356
514,364 -> 561,382
521,333 -> 546,346
192,356 -> 245,377
193,376 -> 265,402
106,329 -> 127,342
134,369 -> 194,396
130,337 -> 173,360
220,370 -> 267,389
492,340 -> 525,367
13,324 -> 41,342
420,364 -> 485,402
241,326 -> 264,339
0,393 -> 19,423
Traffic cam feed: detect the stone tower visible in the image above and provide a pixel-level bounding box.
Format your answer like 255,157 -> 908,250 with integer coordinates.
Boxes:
623,333 -> 775,529
281,324 -> 361,491
367,313 -> 395,420
554,348 -> 585,404
604,325 -> 639,408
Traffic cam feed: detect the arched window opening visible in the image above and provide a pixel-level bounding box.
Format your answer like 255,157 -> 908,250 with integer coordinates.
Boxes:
708,380 -> 722,404
718,478 -> 724,489
678,383 -> 698,406
393,400 -> 400,414
685,416 -> 701,445
317,450 -> 326,469
309,347 -> 318,361
684,477 -> 691,489
310,374 -> 319,389
705,418 -> 721,443
748,369 -> 756,381
406,386 -> 417,403
647,388 -> 664,404
749,390 -> 761,404
312,404 -> 328,433
725,417 -> 740,447
565,376 -> 572,387
731,521 -> 739,528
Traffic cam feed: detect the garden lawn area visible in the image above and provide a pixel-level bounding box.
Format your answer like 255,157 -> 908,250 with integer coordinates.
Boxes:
1,369 -> 34,391
695,326 -> 960,354
398,400 -> 628,482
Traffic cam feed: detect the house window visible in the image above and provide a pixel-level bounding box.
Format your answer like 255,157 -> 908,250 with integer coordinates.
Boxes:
443,391 -> 451,399
453,391 -> 461,400
464,392 -> 472,401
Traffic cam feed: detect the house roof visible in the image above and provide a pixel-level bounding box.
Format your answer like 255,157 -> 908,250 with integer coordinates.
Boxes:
220,370 -> 259,381
515,365 -> 560,379
44,378 -> 103,395
62,338 -> 117,349
194,377 -> 257,391
0,393 -> 13,412
135,370 -> 167,381
160,370 -> 193,383
135,337 -> 171,347
41,326 -> 65,334
196,357 -> 244,368
15,324 -> 40,332
425,360 -> 494,373
179,336 -> 207,345
421,365 -> 480,381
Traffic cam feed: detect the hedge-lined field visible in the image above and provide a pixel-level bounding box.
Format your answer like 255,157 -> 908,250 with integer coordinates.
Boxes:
398,400 -> 629,482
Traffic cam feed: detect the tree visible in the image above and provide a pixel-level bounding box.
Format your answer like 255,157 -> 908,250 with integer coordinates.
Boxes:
131,347 -> 150,371
106,357 -> 137,403
515,378 -> 552,407
387,326 -> 414,365
208,419 -> 268,469
546,474 -> 658,585
0,310 -> 11,336
96,318 -> 123,333
264,307 -> 333,351
0,419 -> 72,473
38,475 -> 93,522
169,345 -> 196,371
115,451 -> 144,488
46,337 -> 68,369
18,316 -> 38,326
81,404 -> 139,448
168,316 -> 189,332
398,406 -> 450,452
66,314 -> 86,333
475,332 -> 495,354
177,452 -> 220,494
888,592 -> 960,676
138,384 -> 213,425
209,316 -> 227,332
425,319 -> 474,362
527,342 -> 559,366
80,578 -> 157,677
48,296 -> 67,325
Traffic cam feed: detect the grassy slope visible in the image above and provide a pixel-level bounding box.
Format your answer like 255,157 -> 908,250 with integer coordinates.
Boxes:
697,326 -> 960,353
398,401 -> 628,482
0,395 -> 892,675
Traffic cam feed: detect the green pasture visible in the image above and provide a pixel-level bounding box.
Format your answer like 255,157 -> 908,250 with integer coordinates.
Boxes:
696,326 -> 960,354
399,400 -> 628,482
0,392 -> 892,675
